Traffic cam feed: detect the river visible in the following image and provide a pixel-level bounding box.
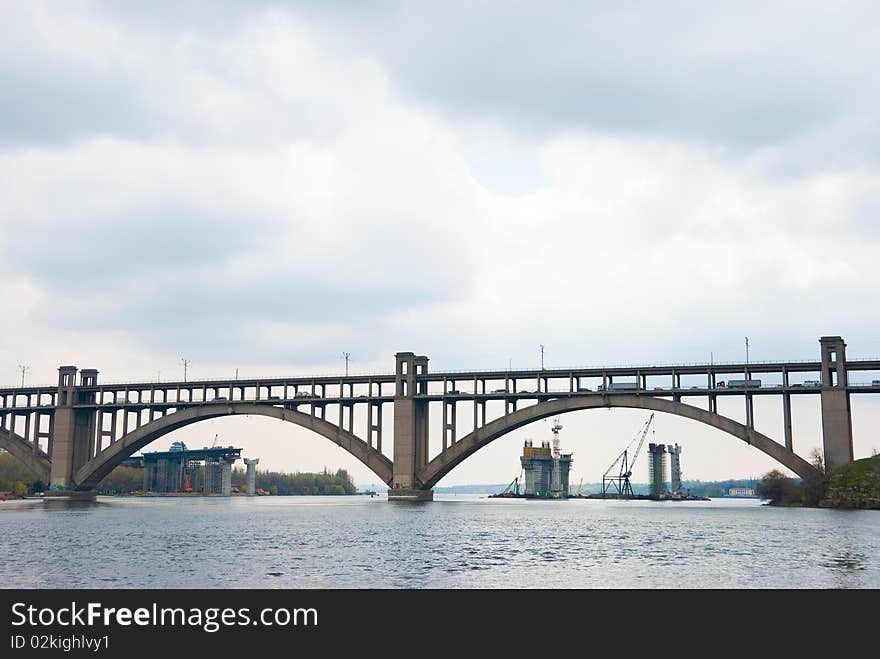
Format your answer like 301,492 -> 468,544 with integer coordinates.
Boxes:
1,495 -> 877,588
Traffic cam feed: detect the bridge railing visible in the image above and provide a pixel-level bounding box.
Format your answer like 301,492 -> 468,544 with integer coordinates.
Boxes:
2,357 -> 879,390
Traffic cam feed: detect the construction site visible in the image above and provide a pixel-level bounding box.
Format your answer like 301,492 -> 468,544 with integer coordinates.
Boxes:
490,418 -> 573,498
491,413 -> 708,501
140,439 -> 262,497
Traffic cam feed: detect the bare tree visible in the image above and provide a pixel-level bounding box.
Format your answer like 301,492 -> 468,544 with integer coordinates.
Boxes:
808,447 -> 825,474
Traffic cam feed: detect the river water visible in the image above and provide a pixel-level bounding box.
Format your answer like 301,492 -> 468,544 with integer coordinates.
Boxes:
0,495 -> 877,588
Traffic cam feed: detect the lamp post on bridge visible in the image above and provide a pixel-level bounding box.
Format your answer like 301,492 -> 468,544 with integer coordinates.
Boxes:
18,364 -> 29,387
181,358 -> 191,382
745,337 -> 750,378
342,352 -> 351,377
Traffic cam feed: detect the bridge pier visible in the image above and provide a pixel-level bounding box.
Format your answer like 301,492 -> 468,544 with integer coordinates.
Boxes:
244,458 -> 259,495
389,352 -> 433,500
49,366 -> 98,491
819,336 -> 854,471
44,488 -> 97,501
387,488 -> 434,501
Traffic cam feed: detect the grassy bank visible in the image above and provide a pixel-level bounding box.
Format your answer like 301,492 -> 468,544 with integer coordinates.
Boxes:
819,454 -> 880,509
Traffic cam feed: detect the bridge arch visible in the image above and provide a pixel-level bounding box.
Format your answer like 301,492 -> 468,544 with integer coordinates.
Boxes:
0,428 -> 51,485
74,403 -> 393,490
418,395 -> 819,489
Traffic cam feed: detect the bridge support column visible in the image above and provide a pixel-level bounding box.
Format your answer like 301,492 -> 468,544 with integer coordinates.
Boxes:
783,393 -> 793,451
245,458 -> 259,495
49,367 -> 98,491
819,336 -> 853,471
389,353 -> 433,500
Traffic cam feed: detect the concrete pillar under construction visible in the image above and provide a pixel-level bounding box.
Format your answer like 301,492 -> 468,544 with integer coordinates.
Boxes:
220,458 -> 232,496
647,443 -> 668,499
668,444 -> 682,495
244,458 -> 259,495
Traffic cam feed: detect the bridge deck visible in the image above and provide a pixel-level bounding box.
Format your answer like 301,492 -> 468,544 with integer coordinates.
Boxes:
1,359 -> 878,413
2,385 -> 880,413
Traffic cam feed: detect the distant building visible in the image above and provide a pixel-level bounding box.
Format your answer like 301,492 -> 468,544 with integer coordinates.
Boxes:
728,487 -> 755,497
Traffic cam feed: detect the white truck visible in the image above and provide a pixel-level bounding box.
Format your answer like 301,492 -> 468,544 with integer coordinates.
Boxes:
726,379 -> 761,388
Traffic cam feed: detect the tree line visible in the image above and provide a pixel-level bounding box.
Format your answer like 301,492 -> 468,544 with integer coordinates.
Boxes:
0,452 -> 42,495
756,448 -> 827,506
234,466 -> 357,495
0,450 -> 357,496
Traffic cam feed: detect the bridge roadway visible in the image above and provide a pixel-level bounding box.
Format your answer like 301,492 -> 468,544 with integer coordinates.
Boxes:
0,336 -> 876,499
3,358 -> 879,411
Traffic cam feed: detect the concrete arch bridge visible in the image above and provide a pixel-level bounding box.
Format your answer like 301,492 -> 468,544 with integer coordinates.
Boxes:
0,336 -> 875,500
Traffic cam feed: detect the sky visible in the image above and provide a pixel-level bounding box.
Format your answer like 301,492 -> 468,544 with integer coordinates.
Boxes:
2,1 -> 879,486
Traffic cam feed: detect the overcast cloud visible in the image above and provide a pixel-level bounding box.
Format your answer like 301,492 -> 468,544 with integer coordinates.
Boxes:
2,1 -> 878,484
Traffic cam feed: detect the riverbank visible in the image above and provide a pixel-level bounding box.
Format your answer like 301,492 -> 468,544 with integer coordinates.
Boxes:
819,454 -> 880,509
760,454 -> 880,509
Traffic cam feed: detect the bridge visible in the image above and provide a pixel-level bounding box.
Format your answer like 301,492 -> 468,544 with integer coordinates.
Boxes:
0,335 -> 877,500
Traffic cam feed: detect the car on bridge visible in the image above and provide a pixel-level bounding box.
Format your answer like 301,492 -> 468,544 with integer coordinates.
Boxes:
491,388 -> 508,394
448,390 -> 462,395
873,380 -> 880,386
803,380 -> 821,387
294,391 -> 320,398
577,387 -> 592,392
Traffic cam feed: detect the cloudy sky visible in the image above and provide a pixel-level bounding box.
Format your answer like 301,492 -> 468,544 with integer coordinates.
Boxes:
2,1 -> 879,485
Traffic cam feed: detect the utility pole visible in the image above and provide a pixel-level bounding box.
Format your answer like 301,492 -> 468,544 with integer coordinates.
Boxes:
235,368 -> 239,380
539,344 -> 545,370
342,352 -> 351,377
18,364 -> 30,387
181,358 -> 191,382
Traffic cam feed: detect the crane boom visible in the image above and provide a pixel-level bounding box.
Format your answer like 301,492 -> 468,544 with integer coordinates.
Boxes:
625,413 -> 654,477
601,413 -> 655,497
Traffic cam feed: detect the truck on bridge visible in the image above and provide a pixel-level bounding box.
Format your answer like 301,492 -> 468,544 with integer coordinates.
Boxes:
597,382 -> 640,391
726,379 -> 762,388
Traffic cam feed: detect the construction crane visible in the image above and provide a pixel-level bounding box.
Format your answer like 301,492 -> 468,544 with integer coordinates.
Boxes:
601,413 -> 654,498
549,417 -> 564,496
492,474 -> 521,497
550,417 -> 562,458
